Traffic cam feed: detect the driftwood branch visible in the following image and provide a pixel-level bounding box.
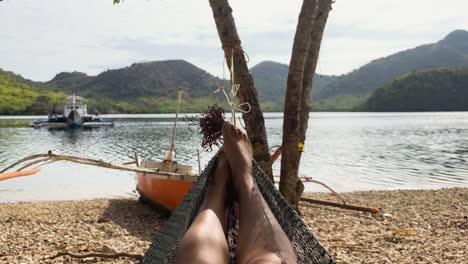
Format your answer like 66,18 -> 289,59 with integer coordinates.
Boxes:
301,177 -> 347,205
301,197 -> 381,214
273,171 -> 347,205
50,251 -> 143,260
270,148 -> 378,213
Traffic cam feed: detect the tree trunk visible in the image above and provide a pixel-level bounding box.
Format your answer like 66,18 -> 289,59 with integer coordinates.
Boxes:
296,0 -> 333,209
299,0 -> 333,145
280,0 -> 318,209
208,0 -> 273,180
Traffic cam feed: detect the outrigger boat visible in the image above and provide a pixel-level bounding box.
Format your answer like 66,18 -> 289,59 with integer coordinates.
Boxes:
136,91 -> 199,211
33,89 -> 114,129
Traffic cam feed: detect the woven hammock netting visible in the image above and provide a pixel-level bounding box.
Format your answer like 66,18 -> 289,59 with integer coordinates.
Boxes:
140,153 -> 335,264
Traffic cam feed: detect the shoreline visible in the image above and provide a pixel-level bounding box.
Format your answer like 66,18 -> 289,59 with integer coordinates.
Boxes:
2,185 -> 466,204
1,188 -> 467,263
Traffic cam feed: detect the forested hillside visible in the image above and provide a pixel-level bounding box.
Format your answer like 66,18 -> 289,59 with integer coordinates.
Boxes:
360,68 -> 468,111
313,30 -> 468,104
251,30 -> 468,110
250,61 -> 334,109
41,60 -> 227,113
0,69 -> 66,115
1,30 -> 467,114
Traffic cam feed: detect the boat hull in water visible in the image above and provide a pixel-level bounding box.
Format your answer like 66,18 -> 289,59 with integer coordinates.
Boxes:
136,160 -> 197,211
66,110 -> 83,129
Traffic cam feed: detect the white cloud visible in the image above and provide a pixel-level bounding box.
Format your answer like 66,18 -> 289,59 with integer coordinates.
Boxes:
0,0 -> 466,81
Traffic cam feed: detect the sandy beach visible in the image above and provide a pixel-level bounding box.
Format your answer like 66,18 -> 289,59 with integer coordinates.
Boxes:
1,188 -> 467,263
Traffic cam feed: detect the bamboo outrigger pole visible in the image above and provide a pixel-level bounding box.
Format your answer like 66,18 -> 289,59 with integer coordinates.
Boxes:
0,151 -> 198,182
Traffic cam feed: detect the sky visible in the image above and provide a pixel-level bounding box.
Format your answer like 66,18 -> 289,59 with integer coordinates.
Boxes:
1,0 -> 467,82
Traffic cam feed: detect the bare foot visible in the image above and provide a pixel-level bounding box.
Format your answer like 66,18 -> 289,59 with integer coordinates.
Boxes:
222,123 -> 295,264
222,122 -> 254,194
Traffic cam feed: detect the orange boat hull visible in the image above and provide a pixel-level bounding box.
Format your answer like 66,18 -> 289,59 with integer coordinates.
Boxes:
137,173 -> 193,211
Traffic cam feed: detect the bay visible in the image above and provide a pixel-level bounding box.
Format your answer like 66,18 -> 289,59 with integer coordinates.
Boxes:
1,112 -> 467,202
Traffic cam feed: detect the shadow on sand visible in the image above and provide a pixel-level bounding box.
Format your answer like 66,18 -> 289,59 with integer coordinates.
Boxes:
100,198 -> 169,242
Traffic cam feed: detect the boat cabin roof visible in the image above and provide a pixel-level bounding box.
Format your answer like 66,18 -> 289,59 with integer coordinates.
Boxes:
66,95 -> 84,103
64,104 -> 86,110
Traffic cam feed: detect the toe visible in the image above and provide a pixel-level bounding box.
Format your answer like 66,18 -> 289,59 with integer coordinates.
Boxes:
236,128 -> 244,138
230,124 -> 238,138
222,122 -> 231,138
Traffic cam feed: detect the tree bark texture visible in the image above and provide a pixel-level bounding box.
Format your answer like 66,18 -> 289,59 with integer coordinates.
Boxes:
280,0 -> 318,209
209,0 -> 273,180
299,0 -> 333,145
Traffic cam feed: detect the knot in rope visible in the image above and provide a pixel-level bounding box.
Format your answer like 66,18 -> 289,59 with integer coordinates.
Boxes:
214,85 -> 251,115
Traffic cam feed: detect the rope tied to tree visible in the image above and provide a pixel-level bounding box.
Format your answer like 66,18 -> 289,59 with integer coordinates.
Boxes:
216,47 -> 251,126
221,43 -> 250,63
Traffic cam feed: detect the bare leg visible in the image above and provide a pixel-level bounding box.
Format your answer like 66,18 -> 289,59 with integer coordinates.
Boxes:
174,153 -> 230,264
222,122 -> 297,264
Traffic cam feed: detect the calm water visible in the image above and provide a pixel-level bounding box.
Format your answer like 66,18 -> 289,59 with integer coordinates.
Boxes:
1,112 -> 468,202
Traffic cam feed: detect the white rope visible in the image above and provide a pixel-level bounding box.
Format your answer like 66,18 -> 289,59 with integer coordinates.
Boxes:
215,48 -> 251,125
214,85 -> 251,114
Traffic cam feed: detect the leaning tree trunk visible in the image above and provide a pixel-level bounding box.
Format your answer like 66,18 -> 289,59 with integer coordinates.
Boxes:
209,0 -> 273,180
295,0 -> 333,208
280,0 -> 318,209
298,0 -> 333,147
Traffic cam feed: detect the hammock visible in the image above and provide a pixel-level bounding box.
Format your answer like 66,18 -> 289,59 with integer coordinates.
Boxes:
140,154 -> 335,264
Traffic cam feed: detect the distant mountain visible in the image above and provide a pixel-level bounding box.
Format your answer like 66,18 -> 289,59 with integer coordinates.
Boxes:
250,61 -> 287,102
1,60 -> 227,114
41,60 -> 227,113
360,68 -> 468,111
2,30 -> 468,114
314,30 -> 468,100
251,30 -> 468,110
250,61 -> 335,106
47,71 -> 92,92
82,60 -> 221,99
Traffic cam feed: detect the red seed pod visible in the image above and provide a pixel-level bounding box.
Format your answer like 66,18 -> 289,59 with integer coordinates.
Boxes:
199,104 -> 225,151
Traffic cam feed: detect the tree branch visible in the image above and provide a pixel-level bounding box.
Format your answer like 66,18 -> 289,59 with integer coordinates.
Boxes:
50,251 -> 143,261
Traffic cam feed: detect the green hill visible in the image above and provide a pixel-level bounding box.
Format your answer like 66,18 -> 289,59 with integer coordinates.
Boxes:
41,60 -> 228,113
360,68 -> 468,111
250,61 -> 336,111
2,30 -> 467,114
1,60 -> 230,114
76,60 -> 222,99
0,69 -> 66,115
46,71 -> 93,92
314,30 -> 468,102
251,30 -> 468,110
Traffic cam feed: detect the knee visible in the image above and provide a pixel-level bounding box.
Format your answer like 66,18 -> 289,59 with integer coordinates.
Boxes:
178,226 -> 228,252
244,253 -> 285,264
175,229 -> 229,263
